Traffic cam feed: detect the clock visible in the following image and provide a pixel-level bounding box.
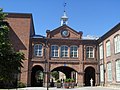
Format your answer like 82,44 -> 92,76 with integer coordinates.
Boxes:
61,30 -> 69,37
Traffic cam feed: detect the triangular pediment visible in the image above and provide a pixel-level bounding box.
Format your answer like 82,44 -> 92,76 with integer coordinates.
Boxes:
46,25 -> 82,39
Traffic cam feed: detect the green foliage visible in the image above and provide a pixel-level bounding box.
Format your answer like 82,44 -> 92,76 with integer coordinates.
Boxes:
64,78 -> 75,83
0,8 -> 7,21
35,70 -> 43,81
57,79 -> 61,83
70,78 -> 75,82
0,8 -> 25,88
51,71 -> 59,80
64,78 -> 70,83
17,81 -> 26,88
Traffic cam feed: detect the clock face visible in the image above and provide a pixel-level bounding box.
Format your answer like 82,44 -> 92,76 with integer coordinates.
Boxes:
61,30 -> 69,37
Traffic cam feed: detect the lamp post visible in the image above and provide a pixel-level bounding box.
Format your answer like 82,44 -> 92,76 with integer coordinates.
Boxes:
44,38 -> 49,90
14,73 -> 18,90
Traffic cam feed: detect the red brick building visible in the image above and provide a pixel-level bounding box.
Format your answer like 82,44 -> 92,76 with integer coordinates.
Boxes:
6,12 -> 120,87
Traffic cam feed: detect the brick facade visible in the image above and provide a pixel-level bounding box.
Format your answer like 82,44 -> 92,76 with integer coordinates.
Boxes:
6,13 -> 120,87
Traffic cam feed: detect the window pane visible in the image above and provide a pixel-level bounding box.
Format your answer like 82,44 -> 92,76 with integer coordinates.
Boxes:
51,45 -> 58,57
70,46 -> 78,58
114,35 -> 120,53
116,60 -> 120,81
34,44 -> 42,56
61,45 -> 68,57
100,65 -> 104,82
99,45 -> 103,59
106,41 -> 111,57
107,63 -> 112,81
86,46 -> 94,58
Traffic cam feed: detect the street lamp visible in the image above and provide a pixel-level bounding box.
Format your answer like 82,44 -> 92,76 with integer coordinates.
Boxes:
14,73 -> 18,90
44,38 -> 49,90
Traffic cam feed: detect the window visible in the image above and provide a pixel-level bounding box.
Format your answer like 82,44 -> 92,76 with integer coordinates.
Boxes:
61,45 -> 68,58
51,45 -> 59,57
86,46 -> 94,58
116,60 -> 120,81
114,35 -> 120,54
106,41 -> 111,57
70,45 -> 78,58
99,44 -> 103,59
34,44 -> 42,57
100,65 -> 104,82
107,62 -> 112,81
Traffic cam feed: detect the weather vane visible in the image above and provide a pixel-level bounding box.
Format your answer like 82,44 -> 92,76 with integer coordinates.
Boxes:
64,2 -> 67,12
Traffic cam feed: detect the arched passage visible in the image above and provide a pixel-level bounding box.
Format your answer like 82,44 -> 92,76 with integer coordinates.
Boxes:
31,65 -> 44,87
51,66 -> 77,84
84,67 -> 95,86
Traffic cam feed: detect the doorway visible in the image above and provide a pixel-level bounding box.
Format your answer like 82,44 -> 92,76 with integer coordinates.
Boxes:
84,67 -> 95,86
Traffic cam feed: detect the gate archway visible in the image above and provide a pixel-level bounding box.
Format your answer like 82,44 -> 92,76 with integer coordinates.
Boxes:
50,66 -> 77,87
31,65 -> 43,87
84,66 -> 95,86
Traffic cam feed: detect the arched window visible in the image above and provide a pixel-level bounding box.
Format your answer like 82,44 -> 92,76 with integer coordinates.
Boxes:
116,59 -> 120,81
70,45 -> 78,58
51,45 -> 59,57
61,45 -> 68,58
86,46 -> 94,58
114,35 -> 120,54
34,44 -> 43,57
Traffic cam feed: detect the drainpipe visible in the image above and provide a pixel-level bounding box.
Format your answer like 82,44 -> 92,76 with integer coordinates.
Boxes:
102,42 -> 105,86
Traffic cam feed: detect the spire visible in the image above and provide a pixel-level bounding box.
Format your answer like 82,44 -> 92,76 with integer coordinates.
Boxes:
61,3 -> 68,26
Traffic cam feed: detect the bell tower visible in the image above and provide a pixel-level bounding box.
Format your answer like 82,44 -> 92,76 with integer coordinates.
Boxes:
60,3 -> 68,26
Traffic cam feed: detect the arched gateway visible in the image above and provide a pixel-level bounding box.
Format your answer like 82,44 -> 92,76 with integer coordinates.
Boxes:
51,66 -> 77,80
31,65 -> 44,87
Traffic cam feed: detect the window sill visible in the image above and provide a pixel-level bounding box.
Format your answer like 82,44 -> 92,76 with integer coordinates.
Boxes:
115,52 -> 120,55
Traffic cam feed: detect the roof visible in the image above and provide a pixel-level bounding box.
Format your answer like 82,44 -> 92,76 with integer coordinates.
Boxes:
49,24 -> 83,34
32,35 -> 45,38
6,12 -> 32,18
98,23 -> 120,43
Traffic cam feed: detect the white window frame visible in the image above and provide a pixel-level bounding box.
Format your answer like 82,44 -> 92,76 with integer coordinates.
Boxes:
100,65 -> 104,82
61,45 -> 68,58
114,35 -> 120,54
51,45 -> 59,57
99,44 -> 103,59
106,40 -> 111,57
70,45 -> 78,58
116,60 -> 120,81
86,46 -> 94,58
34,44 -> 43,57
107,62 -> 112,81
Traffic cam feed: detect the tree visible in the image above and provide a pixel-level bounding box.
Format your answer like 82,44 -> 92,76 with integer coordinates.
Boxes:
0,8 -> 25,88
51,71 -> 59,80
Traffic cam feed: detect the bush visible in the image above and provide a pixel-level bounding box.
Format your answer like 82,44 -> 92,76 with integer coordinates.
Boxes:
17,81 -> 26,88
57,80 -> 61,83
64,78 -> 70,83
70,78 -> 75,82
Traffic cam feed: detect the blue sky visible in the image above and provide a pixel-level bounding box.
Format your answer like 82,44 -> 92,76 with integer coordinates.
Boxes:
1,0 -> 120,37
